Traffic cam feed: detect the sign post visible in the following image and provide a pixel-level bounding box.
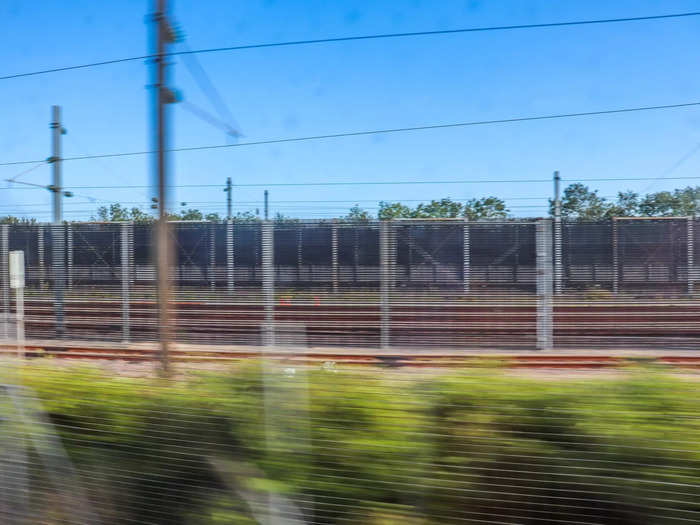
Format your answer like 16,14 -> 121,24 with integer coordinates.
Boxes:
9,251 -> 25,359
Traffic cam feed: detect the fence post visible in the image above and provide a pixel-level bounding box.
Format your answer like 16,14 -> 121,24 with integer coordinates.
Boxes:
52,224 -> 65,338
553,171 -> 563,295
121,222 -> 131,342
209,222 -> 216,290
688,217 -> 694,295
463,220 -> 470,294
612,218 -> 619,294
1,225 -> 8,340
262,221 -> 275,347
390,224 -> 397,289
379,221 -> 391,349
38,226 -> 45,290
536,219 -> 553,350
66,224 -> 73,290
129,223 -> 135,286
226,219 -> 234,292
331,221 -> 339,293
553,217 -> 562,296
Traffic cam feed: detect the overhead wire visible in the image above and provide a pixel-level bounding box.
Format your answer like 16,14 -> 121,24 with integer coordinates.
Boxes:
2,100 -> 700,168
2,11 -> 700,81
5,175 -> 700,191
639,142 -> 700,194
177,44 -> 241,137
4,161 -> 46,183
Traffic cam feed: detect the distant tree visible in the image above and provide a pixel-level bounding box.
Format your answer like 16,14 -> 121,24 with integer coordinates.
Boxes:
231,211 -> 260,223
377,201 -> 414,220
94,203 -> 133,222
551,184 -> 612,220
92,204 -> 228,222
463,197 -> 509,220
413,198 -> 463,218
204,212 -> 222,222
376,197 -> 508,220
344,204 -> 372,222
607,190 -> 640,217
178,208 -> 204,221
0,216 -> 37,225
273,213 -> 299,224
129,208 -> 154,224
638,186 -> 700,216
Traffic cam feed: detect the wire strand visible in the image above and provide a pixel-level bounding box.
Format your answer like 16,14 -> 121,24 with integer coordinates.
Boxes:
2,11 -> 699,81
2,100 -> 699,167
4,176 -> 700,191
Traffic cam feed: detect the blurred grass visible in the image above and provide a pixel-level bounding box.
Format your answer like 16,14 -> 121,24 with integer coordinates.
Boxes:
6,363 -> 700,524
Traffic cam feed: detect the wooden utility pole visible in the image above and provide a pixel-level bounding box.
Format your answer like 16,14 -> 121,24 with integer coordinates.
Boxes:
153,0 -> 179,375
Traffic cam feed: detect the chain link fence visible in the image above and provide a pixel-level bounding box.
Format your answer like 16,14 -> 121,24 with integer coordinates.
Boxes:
3,218 -> 700,349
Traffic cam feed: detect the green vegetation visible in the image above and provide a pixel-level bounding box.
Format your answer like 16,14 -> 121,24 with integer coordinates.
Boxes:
5,184 -> 700,224
4,364 -> 700,524
550,183 -> 700,219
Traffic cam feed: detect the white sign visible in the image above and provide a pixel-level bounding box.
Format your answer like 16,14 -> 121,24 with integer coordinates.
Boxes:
9,251 -> 24,289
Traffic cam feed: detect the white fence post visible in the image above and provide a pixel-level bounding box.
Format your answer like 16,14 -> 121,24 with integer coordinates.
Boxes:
52,224 -> 65,338
688,217 -> 694,295
612,218 -> 619,294
209,222 -> 216,290
66,224 -> 73,290
262,221 -> 275,347
331,222 -> 339,294
121,222 -> 131,343
463,220 -> 470,294
1,225 -> 8,341
38,226 -> 45,290
554,216 -> 562,295
536,219 -> 553,350
226,219 -> 234,292
379,221 -> 391,349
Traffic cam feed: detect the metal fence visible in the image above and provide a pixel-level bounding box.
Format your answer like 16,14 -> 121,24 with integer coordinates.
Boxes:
2,217 -> 700,350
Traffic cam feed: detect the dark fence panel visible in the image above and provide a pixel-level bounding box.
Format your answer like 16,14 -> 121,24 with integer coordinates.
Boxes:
2,218 -> 698,292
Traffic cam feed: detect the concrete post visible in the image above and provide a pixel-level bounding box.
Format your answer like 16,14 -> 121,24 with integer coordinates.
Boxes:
226,219 -> 234,292
121,222 -> 131,342
52,224 -> 65,338
379,221 -> 391,349
38,226 -> 45,290
463,220 -> 470,294
536,219 -> 553,350
262,221 -> 275,347
1,225 -> 8,340
553,171 -> 563,295
66,224 -> 73,290
688,217 -> 694,295
209,222 -> 216,290
297,228 -> 303,283
331,222 -> 339,293
612,218 -> 619,294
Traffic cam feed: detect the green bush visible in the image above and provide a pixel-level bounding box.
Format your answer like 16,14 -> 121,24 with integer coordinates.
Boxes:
7,363 -> 700,524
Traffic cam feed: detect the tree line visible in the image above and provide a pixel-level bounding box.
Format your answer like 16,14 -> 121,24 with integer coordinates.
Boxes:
2,184 -> 700,224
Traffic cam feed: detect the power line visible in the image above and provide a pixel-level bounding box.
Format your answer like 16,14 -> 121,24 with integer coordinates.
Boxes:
3,11 -> 699,82
4,175 -> 700,191
178,44 -> 241,136
5,162 -> 45,182
0,197 -> 554,208
3,100 -> 700,167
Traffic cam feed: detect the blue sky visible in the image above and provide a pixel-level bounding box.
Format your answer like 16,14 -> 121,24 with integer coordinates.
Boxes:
2,0 -> 700,220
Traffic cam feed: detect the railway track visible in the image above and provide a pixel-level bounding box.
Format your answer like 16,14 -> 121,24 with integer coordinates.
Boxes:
11,298 -> 700,351
3,339 -> 700,369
